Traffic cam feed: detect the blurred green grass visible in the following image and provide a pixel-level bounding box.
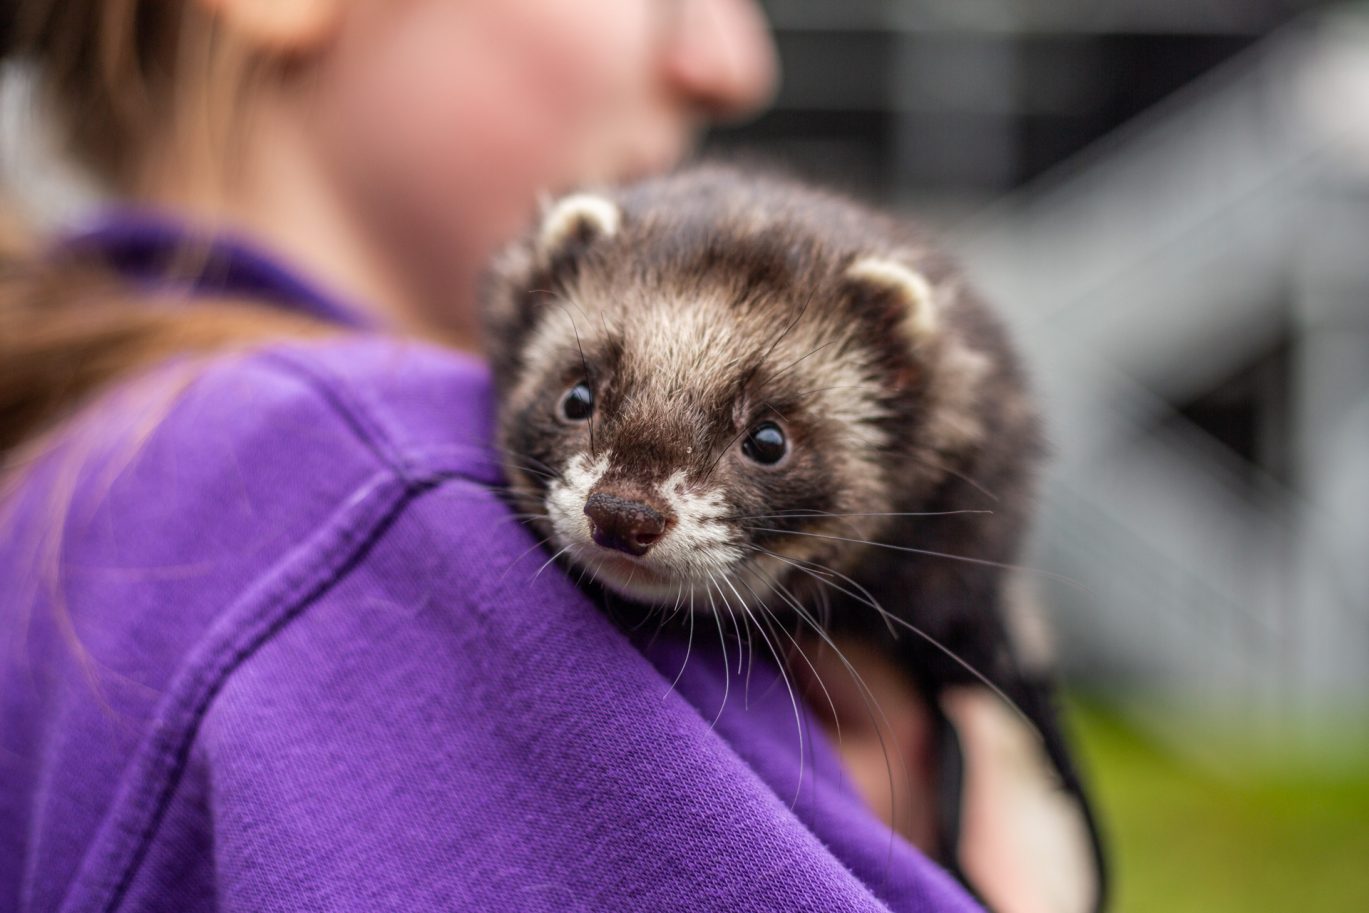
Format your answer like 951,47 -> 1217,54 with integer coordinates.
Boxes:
1068,700 -> 1369,913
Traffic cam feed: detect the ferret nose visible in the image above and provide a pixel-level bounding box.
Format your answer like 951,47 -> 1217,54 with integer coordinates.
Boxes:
584,490 -> 672,557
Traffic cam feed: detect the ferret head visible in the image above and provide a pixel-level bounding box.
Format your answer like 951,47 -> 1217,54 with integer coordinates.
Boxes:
484,167 -> 1036,611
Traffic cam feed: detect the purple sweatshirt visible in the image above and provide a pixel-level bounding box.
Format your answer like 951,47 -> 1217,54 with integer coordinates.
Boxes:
0,218 -> 983,913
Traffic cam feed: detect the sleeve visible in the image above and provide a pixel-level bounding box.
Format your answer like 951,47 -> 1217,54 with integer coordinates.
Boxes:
106,479 -> 980,913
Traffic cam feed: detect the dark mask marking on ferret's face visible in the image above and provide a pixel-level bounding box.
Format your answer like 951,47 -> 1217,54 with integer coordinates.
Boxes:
484,167 -> 1026,608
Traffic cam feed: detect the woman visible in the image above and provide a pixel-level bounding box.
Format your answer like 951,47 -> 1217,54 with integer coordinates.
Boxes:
1,2 -> 1099,911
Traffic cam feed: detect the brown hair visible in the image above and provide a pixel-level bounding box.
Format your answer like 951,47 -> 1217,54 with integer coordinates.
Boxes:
6,0 -> 185,183
0,0 -> 325,466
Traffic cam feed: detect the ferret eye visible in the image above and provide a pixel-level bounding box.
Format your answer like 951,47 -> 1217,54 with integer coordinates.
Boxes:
559,382 -> 594,422
741,421 -> 787,465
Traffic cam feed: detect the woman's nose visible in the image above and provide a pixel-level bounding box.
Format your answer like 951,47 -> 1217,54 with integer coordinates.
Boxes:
661,0 -> 779,121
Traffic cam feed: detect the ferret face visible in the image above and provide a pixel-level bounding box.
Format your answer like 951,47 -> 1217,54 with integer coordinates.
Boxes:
484,169 -> 1009,609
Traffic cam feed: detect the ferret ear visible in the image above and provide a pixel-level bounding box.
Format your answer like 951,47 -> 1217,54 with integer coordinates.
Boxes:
537,192 -> 621,261
844,256 -> 938,341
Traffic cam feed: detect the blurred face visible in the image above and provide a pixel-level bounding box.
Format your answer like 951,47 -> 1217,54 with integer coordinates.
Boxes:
301,0 -> 777,322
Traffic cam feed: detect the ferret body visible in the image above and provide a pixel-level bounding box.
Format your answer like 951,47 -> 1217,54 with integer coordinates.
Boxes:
486,165 -> 1038,686
483,164 -> 1103,910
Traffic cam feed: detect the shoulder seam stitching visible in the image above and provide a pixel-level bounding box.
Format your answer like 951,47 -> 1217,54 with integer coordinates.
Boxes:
78,470 -> 473,913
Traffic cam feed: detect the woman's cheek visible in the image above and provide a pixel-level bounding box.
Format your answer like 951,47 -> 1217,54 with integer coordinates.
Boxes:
329,0 -> 662,214
478,0 -> 665,182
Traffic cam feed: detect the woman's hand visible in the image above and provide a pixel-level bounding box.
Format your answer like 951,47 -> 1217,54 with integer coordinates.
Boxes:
796,634 -> 1098,913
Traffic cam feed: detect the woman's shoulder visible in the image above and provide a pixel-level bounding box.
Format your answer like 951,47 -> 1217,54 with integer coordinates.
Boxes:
0,332 -> 600,912
1,331 -> 519,700
165,333 -> 505,484
1,331 -> 518,713
16,332 -> 506,521
21,330 -> 513,597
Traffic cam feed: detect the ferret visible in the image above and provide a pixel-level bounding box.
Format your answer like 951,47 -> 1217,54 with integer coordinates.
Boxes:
483,164 -> 1105,911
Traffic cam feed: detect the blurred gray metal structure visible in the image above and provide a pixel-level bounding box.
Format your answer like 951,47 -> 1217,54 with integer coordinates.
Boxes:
0,62 -> 102,226
732,1 -> 1368,750
956,10 -> 1369,746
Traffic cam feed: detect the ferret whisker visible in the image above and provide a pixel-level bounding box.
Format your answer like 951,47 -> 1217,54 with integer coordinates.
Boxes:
727,574 -> 790,710
499,459 -> 557,482
664,580 -> 686,623
701,287 -> 821,483
759,401 -> 788,423
528,286 -> 619,372
628,597 -> 661,633
787,382 -> 879,400
768,338 -> 840,386
440,484 -> 507,503
739,283 -> 817,394
547,298 -> 598,458
755,571 -> 907,853
581,554 -> 610,596
440,479 -> 521,497
573,556 -> 591,586
761,542 -> 1029,733
486,487 -> 554,518
630,580 -> 674,637
721,509 -> 993,522
763,547 -> 1035,729
717,571 -> 763,704
702,421 -> 758,482
502,452 -> 557,476
708,574 -> 747,699
703,577 -> 731,729
706,569 -> 746,676
739,567 -> 841,746
476,443 -> 559,477
643,583 -> 686,652
815,578 -> 833,631
778,552 -> 890,633
727,569 -> 807,807
666,586 -> 697,697
533,544 -> 573,580
715,283 -> 820,464
748,545 -> 897,639
908,452 -> 1001,504
638,600 -> 670,640
497,534 -> 557,583
492,512 -> 551,530
744,526 -> 1085,591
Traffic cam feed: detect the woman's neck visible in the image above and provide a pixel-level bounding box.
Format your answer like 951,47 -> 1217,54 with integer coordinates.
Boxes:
134,100 -> 482,351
